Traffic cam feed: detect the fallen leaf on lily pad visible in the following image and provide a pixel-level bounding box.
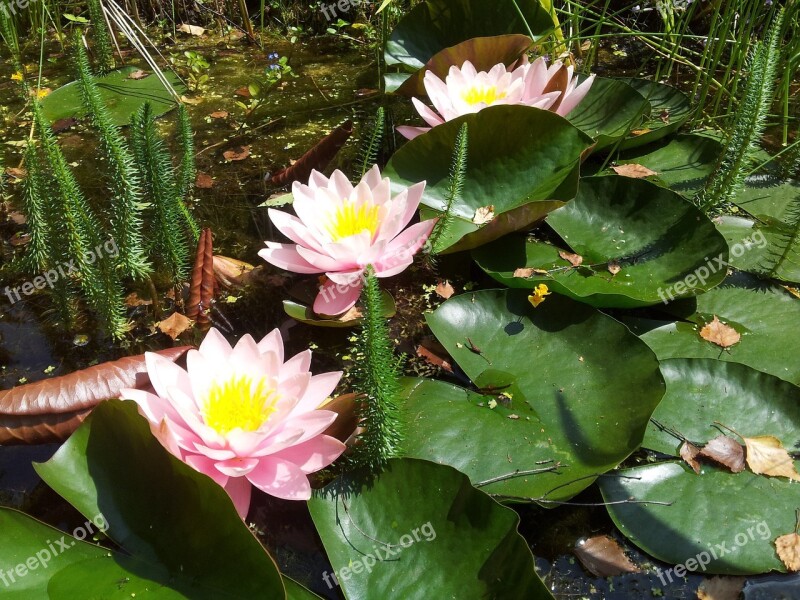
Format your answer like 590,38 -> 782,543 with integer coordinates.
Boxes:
607,261 -> 621,275
178,23 -> 205,36
558,250 -> 583,267
680,441 -> 702,474
573,535 -> 640,577
473,205 -> 495,225
416,342 -> 453,374
699,316 -> 740,348
127,70 -> 150,80
698,435 -> 745,473
223,145 -> 251,161
696,576 -> 746,600
775,532 -> 800,571
435,280 -> 454,299
743,435 -> 800,481
157,312 -> 193,339
612,164 -> 657,179
195,172 -> 214,189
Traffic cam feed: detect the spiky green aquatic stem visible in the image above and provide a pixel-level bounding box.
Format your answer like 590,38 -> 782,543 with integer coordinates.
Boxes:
75,35 -> 150,279
20,143 -> 52,274
428,122 -> 468,255
86,0 -> 114,73
348,268 -> 404,471
32,100 -> 128,339
176,104 -> 198,205
0,7 -> 22,75
355,107 -> 385,179
130,103 -> 194,281
697,10 -> 784,212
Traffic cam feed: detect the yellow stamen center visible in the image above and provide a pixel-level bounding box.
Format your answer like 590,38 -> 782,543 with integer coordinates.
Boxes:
203,375 -> 278,435
326,201 -> 381,241
462,86 -> 506,106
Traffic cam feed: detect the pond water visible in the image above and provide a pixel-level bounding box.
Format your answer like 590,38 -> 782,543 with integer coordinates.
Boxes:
1,30 -> 799,599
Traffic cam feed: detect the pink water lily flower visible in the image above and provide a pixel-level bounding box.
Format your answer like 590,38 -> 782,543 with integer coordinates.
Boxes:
120,327 -> 346,519
397,57 -> 596,140
260,166 -> 436,315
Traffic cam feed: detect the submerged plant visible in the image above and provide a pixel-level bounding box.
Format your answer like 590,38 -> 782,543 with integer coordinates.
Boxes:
697,10 -> 784,212
259,166 -> 435,315
120,327 -> 346,519
397,57 -> 595,139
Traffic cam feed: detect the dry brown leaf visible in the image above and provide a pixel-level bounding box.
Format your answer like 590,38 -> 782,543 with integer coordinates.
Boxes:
630,128 -> 652,136
612,164 -> 658,179
158,312 -> 193,339
513,267 -> 534,278
416,343 -> 454,374
699,316 -> 741,348
775,532 -> 800,571
607,261 -> 621,275
209,111 -> 229,119
124,292 -> 152,307
178,23 -> 205,36
783,285 -> 800,299
573,535 -> 640,577
696,576 -> 746,600
127,70 -> 150,80
5,167 -> 27,179
698,435 -> 745,473
558,250 -> 583,267
743,435 -> 800,481
223,145 -> 251,161
435,280 -> 454,299
7,210 -> 26,225
180,95 -> 202,105
234,86 -> 251,98
9,232 -> 30,247
337,305 -> 363,322
195,172 -> 214,189
681,441 -> 702,474
473,205 -> 495,225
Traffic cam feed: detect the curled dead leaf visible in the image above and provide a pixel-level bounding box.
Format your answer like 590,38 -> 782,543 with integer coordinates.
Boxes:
612,164 -> 658,179
178,23 -> 205,36
158,312 -> 194,340
473,205 -> 495,225
268,120 -> 353,187
558,250 -> 583,267
513,267 -> 535,278
573,535 -> 640,577
775,532 -> 800,571
743,435 -> 800,481
698,435 -> 745,473
195,172 -> 214,189
213,255 -> 261,289
696,576 -> 746,600
699,316 -> 741,348
127,70 -> 150,80
223,145 -> 251,162
680,441 -> 702,474
416,340 -> 454,374
435,280 -> 455,299
186,228 -> 215,327
209,111 -> 229,119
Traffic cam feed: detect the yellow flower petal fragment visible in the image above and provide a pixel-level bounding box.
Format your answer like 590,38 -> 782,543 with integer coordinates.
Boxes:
528,284 -> 551,308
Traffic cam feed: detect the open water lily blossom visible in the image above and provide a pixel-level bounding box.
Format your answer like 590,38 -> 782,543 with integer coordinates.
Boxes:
120,328 -> 346,519
397,57 -> 596,140
259,166 -> 436,315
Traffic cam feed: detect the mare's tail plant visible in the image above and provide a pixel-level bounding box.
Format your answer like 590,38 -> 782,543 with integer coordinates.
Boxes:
354,107 -> 385,179
86,0 -> 115,73
347,267 -> 404,471
696,9 -> 784,212
427,122 -> 468,256
176,104 -> 197,203
30,100 -> 128,338
131,103 -> 199,282
75,33 -> 150,279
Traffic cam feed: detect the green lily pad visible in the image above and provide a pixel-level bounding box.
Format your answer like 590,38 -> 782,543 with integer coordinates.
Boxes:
282,290 -> 395,327
732,175 -> 800,222
385,0 -> 553,71
617,79 -> 692,150
600,461 -> 797,575
308,458 -> 553,599
41,66 -> 185,126
385,105 -> 592,253
423,289 -> 665,500
32,400 -> 286,598
642,358 -> 800,456
714,215 -> 800,283
616,132 -> 723,196
564,77 -> 650,150
391,34 -> 532,95
637,272 -> 800,385
474,176 -> 728,307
